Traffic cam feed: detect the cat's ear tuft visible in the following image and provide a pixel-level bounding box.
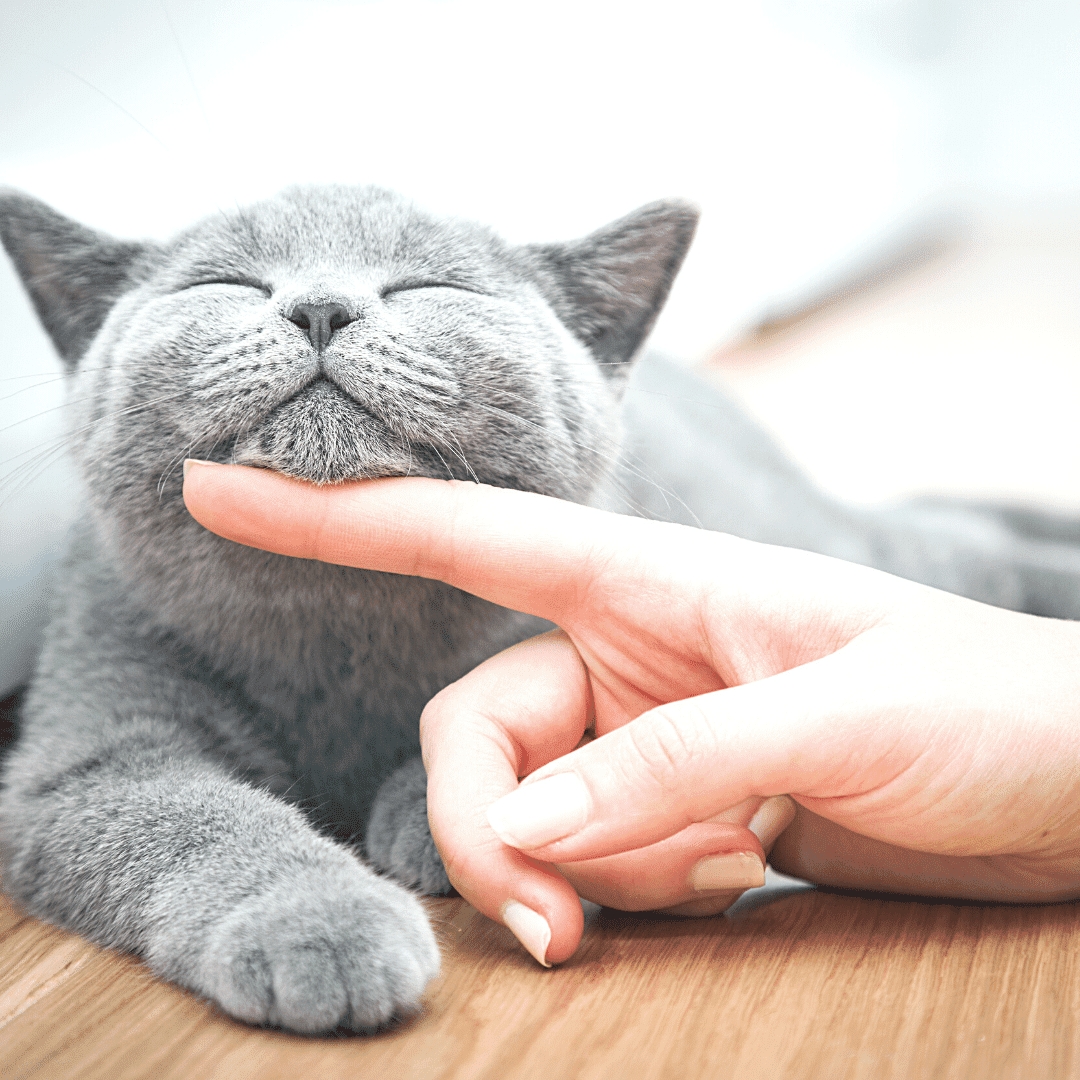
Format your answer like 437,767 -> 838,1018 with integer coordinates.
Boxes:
0,190 -> 154,368
523,199 -> 699,373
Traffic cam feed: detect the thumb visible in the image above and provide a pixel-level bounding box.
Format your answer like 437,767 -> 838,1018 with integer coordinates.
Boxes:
486,648 -> 873,864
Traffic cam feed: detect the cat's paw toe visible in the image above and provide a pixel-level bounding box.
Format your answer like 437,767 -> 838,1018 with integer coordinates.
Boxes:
367,757 -> 453,895
199,862 -> 439,1033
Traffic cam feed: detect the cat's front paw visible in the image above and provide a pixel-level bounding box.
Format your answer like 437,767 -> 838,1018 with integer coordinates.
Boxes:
194,861 -> 439,1033
367,757 -> 453,895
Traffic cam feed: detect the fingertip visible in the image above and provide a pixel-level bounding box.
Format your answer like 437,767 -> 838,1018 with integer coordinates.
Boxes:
660,891 -> 744,917
501,899 -> 553,966
687,851 -> 765,891
182,459 -> 247,524
499,859 -> 585,966
539,891 -> 585,965
180,462 -> 325,559
747,794 -> 798,854
182,457 -> 217,481
441,835 -> 584,967
486,772 -> 590,851
182,458 -> 229,529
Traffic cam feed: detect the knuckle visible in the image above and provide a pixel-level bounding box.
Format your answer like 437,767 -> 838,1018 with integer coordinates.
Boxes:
622,703 -> 715,794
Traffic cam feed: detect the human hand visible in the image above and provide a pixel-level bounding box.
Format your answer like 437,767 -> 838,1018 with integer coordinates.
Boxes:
183,464 -> 1080,966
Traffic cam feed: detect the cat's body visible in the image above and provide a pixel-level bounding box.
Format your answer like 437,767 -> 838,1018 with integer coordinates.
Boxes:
2,184 -> 1080,1033
621,356 -> 1080,614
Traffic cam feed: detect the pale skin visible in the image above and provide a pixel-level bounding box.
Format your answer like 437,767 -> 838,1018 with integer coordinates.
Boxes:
183,463 -> 1080,965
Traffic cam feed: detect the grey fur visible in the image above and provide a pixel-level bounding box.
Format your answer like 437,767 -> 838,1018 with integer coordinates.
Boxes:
366,757 -> 451,896
2,184 -> 1080,1033
618,357 -> 1080,616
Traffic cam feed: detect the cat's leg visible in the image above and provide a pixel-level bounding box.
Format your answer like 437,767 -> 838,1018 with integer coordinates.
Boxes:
0,699 -> 439,1033
902,495 -> 1080,547
865,503 -> 1080,619
366,757 -> 452,895
976,534 -> 1080,619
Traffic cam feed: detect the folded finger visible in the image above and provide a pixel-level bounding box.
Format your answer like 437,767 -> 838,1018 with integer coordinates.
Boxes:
556,821 -> 764,912
422,630 -> 594,963
484,656 -> 856,864
556,795 -> 796,913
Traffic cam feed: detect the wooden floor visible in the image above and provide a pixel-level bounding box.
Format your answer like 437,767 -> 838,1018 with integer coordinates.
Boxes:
2,881 -> 1078,1080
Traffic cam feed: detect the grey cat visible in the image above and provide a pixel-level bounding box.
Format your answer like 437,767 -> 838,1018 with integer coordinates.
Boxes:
2,185 -> 1080,1035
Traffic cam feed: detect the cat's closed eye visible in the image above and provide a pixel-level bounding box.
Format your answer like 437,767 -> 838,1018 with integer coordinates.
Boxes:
180,277 -> 272,296
380,279 -> 484,299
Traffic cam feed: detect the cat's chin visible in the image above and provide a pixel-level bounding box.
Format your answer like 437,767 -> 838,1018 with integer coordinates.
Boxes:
229,456 -> 409,486
229,378 -> 436,485
228,428 -> 476,485
229,428 -> 468,485
229,442 -> 418,486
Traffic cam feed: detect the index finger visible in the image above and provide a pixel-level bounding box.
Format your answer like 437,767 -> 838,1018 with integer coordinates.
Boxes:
181,461 -> 703,625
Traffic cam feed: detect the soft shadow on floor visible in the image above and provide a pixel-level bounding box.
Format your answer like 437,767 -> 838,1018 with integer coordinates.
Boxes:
725,867 -> 815,918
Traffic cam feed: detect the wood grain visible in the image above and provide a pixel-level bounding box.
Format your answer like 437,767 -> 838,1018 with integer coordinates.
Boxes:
1,882 -> 1076,1080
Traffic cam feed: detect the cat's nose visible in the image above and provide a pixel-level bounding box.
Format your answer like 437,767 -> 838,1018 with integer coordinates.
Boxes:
286,302 -> 355,351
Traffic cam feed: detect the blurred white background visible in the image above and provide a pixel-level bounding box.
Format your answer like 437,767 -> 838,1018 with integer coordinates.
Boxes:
0,0 -> 941,352
3,0 -> 1080,692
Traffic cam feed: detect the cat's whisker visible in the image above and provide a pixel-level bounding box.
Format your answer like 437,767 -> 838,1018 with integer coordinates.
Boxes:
158,439 -> 200,498
0,371 -> 183,433
271,776 -> 305,802
0,388 -> 197,506
0,392 -> 109,435
0,376 -> 74,403
468,364 -> 771,482
157,428 -> 230,498
443,432 -> 481,485
474,380 -> 702,522
2,443 -> 85,507
429,445 -> 457,483
156,418 -> 229,497
0,443 -> 71,504
397,431 -> 416,478
0,371 -> 66,385
1,361 -> 113,381
0,425 -> 75,469
469,398 -> 702,528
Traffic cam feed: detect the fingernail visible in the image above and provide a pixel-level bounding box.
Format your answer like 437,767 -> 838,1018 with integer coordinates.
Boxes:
501,900 -> 552,967
747,795 -> 797,849
183,458 -> 217,478
486,773 -> 589,850
664,895 -> 742,918
688,852 -> 765,892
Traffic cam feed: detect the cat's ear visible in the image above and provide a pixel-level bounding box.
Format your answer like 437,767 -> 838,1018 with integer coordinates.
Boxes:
523,199 -> 699,373
0,190 -> 154,368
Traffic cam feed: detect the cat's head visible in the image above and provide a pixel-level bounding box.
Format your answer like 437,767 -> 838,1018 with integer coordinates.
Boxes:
1,184 -> 696,534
